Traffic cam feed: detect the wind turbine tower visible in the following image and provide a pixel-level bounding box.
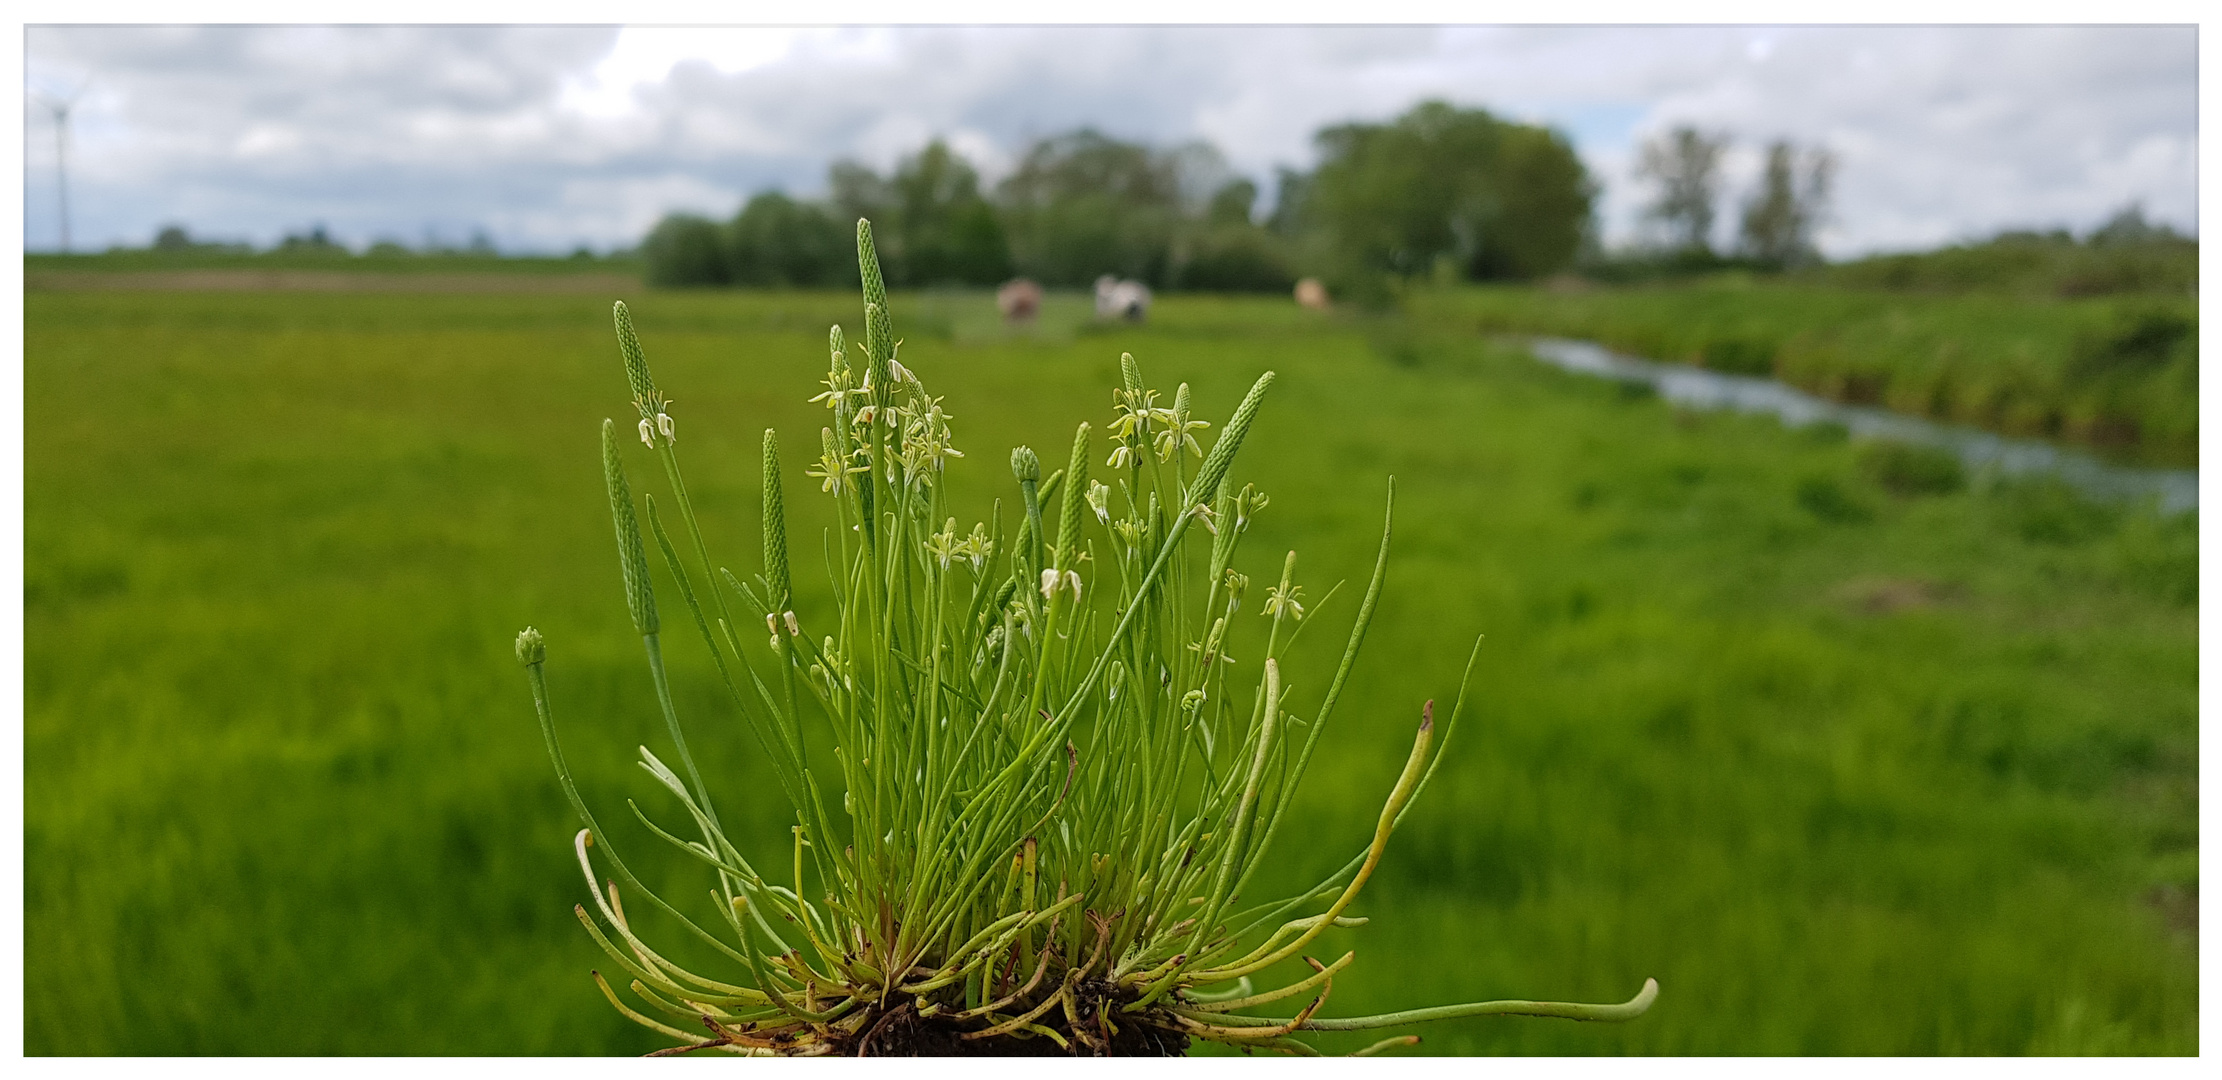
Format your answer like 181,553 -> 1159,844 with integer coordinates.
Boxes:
36,85 -> 85,253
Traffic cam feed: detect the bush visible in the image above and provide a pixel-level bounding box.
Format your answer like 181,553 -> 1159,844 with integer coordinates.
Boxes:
1993,477 -> 2119,545
1699,336 -> 1777,376
1856,441 -> 1966,497
2065,306 -> 2196,384
1795,474 -> 1875,524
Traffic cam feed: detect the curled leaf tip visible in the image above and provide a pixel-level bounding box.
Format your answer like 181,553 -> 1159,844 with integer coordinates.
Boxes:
1420,699 -> 1434,732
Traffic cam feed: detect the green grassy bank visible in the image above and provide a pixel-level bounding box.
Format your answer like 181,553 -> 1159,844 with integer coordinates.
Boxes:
1413,281 -> 2197,467
24,288 -> 2196,1054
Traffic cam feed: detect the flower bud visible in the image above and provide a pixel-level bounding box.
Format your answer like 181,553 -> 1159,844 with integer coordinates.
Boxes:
515,626 -> 545,666
1011,445 -> 1040,484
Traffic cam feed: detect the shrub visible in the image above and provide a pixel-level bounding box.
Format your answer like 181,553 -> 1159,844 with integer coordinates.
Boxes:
1796,474 -> 1875,524
1699,336 -> 1777,376
1856,441 -> 1966,497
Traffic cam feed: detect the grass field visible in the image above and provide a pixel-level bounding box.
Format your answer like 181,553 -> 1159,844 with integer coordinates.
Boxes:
1415,280 -> 2198,467
23,286 -> 2197,1054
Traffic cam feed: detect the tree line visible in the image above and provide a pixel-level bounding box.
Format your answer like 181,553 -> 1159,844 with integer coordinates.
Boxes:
641,100 -> 1596,297
1631,125 -> 1835,273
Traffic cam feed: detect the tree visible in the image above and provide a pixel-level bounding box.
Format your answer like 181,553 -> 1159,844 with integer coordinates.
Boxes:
994,129 -> 1186,287
1297,100 -> 1595,286
1167,177 -> 1292,292
832,140 -> 1011,286
1738,140 -> 1836,268
2087,203 -> 2180,248
726,192 -> 850,287
641,213 -> 729,286
1637,126 -> 1729,257
1206,178 -> 1259,226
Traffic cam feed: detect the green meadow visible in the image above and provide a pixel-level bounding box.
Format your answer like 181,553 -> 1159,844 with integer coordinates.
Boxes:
24,286 -> 2196,1054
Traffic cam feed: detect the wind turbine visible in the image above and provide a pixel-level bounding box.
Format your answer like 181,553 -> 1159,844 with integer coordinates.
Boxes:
33,80 -> 89,253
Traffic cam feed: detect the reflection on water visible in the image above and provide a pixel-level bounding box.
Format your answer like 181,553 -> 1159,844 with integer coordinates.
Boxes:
1524,337 -> 2197,514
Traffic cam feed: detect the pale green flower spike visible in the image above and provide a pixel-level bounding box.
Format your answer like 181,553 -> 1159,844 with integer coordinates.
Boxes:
611,300 -> 666,427
522,218 -> 1656,1058
1055,423 -> 1090,570
762,429 -> 791,611
600,418 -> 657,637
1187,371 -> 1275,507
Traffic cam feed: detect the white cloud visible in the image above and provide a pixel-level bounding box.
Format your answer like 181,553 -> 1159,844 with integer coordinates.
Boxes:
22,24 -> 2196,257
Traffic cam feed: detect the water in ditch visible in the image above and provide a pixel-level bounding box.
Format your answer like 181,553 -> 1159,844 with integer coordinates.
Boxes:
1522,337 -> 2198,514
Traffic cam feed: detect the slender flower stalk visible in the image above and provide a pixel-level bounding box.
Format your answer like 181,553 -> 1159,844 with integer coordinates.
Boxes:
519,218 -> 1657,1056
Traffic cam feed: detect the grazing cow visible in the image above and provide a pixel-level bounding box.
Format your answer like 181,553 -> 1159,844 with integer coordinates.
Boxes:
1094,275 -> 1152,322
997,278 -> 1043,324
1293,277 -> 1330,310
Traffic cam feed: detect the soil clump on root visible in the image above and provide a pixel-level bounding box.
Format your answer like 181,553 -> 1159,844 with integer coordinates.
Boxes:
833,993 -> 1190,1057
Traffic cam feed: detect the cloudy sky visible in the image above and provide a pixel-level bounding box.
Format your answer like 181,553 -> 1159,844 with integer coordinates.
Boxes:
22,23 -> 2199,257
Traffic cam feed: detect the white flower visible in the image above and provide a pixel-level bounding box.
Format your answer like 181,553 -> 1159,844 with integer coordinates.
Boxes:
657,412 -> 676,442
1086,480 -> 1111,524
1041,568 -> 1062,598
783,611 -> 800,635
1063,570 -> 1083,603
638,418 -> 656,447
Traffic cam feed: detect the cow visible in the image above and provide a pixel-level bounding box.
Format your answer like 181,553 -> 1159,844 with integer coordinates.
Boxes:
997,278 -> 1043,324
1094,275 -> 1152,323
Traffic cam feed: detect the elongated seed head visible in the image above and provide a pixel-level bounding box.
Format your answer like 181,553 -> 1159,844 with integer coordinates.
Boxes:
856,219 -> 888,316
1189,370 -> 1276,506
1056,423 -> 1090,570
601,419 -> 659,636
865,301 -> 895,389
515,626 -> 544,666
762,428 -> 791,610
612,301 -> 657,419
1120,352 -> 1144,398
828,324 -> 845,367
